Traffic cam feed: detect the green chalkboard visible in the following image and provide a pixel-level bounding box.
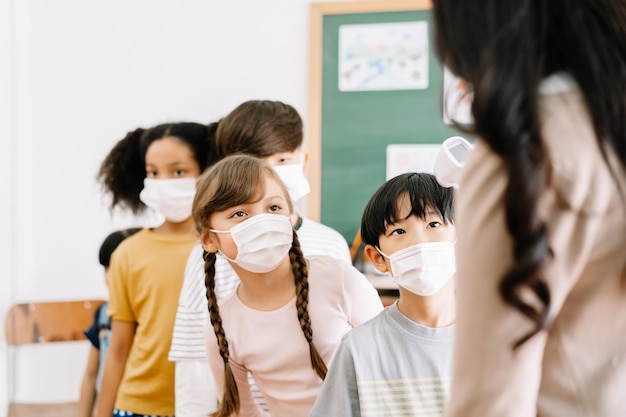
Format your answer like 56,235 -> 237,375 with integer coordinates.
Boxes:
308,1 -> 462,245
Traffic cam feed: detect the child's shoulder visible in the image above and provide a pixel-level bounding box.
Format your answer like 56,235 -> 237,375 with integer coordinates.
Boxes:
112,228 -> 149,252
115,228 -> 195,254
298,218 -> 350,260
216,287 -> 239,308
306,253 -> 353,272
305,255 -> 367,292
298,217 -> 343,237
342,307 -> 388,343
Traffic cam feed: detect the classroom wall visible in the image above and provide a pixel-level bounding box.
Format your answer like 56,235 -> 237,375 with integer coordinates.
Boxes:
0,0 -> 338,414
0,0 -> 16,413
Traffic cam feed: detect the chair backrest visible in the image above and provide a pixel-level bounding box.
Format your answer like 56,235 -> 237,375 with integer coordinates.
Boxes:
5,299 -> 106,417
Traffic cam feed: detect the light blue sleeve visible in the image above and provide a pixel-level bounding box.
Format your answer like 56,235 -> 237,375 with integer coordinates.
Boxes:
309,337 -> 360,417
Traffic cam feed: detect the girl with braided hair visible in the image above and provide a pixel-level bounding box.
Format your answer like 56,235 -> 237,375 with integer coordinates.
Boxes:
169,100 -> 352,417
192,154 -> 383,417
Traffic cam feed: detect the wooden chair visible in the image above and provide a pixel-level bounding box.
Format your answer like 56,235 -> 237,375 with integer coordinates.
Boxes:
5,299 -> 106,417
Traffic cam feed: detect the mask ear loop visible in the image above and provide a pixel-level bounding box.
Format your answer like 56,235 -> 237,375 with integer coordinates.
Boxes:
216,249 -> 236,263
204,229 -> 235,261
374,245 -> 400,279
374,246 -> 390,258
209,230 -> 238,263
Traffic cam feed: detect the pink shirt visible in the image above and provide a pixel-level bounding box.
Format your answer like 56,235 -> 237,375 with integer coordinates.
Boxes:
205,255 -> 384,417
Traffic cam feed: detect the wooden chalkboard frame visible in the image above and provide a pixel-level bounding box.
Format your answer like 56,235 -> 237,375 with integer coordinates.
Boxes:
307,0 -> 433,223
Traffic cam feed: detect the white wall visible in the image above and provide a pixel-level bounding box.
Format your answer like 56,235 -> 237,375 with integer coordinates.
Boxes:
0,0 -> 337,414
0,0 -> 16,413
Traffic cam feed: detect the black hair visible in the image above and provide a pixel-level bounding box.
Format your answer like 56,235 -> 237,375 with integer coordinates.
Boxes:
98,227 -> 142,267
433,0 -> 626,347
97,121 -> 219,213
360,172 -> 455,248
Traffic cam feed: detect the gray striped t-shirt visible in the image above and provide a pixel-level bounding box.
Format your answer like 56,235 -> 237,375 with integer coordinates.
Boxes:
310,302 -> 454,417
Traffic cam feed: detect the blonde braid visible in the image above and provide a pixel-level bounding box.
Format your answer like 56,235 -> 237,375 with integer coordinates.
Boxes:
203,250 -> 240,417
290,230 -> 328,380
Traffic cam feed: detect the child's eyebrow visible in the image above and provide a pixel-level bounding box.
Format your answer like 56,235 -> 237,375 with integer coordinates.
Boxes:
263,194 -> 287,202
145,161 -> 188,168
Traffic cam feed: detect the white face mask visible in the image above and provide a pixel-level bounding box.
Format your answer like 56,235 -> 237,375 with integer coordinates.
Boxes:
272,163 -> 311,203
210,213 -> 293,273
138,178 -> 196,223
376,241 -> 456,296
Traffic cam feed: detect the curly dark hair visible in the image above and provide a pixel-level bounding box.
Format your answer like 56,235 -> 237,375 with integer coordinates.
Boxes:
97,122 -> 219,213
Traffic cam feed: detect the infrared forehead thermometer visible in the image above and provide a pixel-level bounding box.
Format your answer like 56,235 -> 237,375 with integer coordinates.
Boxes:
434,136 -> 474,188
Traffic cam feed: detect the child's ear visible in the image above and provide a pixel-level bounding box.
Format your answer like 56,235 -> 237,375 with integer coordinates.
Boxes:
200,231 -> 218,253
364,244 -> 389,274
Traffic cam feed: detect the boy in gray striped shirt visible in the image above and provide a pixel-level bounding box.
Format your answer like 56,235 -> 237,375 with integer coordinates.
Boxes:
310,172 -> 457,417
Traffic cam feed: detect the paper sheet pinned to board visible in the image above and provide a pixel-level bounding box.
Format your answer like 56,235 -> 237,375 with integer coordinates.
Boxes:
386,144 -> 441,180
338,21 -> 429,92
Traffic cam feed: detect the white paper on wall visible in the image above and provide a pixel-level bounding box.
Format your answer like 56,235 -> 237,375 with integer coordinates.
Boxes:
386,144 -> 441,180
338,21 -> 429,92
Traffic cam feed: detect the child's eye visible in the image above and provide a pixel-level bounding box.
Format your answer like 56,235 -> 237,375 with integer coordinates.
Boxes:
146,170 -> 158,178
427,221 -> 442,228
268,205 -> 281,212
231,211 -> 246,219
389,228 -> 406,236
173,169 -> 185,177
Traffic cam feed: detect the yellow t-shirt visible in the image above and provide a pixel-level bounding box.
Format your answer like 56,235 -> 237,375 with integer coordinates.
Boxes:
108,228 -> 196,415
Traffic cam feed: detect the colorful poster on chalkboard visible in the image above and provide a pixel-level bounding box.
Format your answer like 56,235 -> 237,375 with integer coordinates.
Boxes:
338,21 -> 429,92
